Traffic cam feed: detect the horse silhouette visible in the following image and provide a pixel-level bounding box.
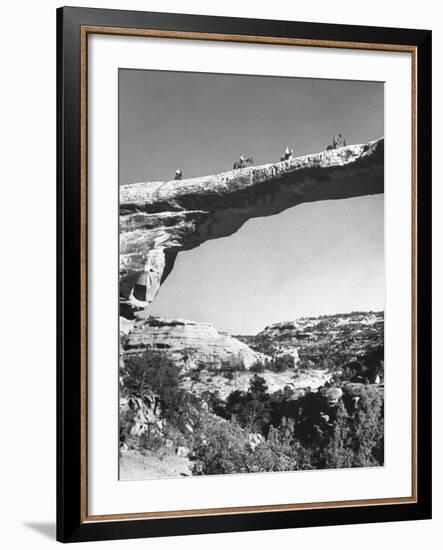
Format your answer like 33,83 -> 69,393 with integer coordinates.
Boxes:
280,149 -> 293,161
233,156 -> 254,170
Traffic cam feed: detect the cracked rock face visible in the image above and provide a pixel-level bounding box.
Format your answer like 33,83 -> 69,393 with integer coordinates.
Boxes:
120,139 -> 384,316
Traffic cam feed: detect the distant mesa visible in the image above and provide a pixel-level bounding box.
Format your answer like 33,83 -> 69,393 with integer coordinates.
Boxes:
120,139 -> 384,317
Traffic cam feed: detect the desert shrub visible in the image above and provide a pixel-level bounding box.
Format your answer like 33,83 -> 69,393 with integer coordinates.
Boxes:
270,353 -> 296,372
266,383 -> 385,470
332,346 -> 384,384
339,360 -> 365,382
314,388 -> 384,469
313,404 -> 355,469
297,358 -> 315,370
246,419 -> 312,472
295,387 -> 384,469
220,358 -> 246,372
122,348 -> 187,418
193,382 -> 384,475
139,425 -> 164,452
192,413 -> 312,475
250,359 -> 266,373
364,346 -> 384,368
269,385 -> 296,404
199,390 -> 225,416
363,346 -> 384,382
192,416 -> 249,475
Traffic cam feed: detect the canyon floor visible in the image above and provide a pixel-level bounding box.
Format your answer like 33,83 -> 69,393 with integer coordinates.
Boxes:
119,310 -> 384,479
120,449 -> 191,480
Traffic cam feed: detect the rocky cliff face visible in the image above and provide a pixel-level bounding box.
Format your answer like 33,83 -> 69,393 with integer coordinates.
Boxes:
120,139 -> 384,316
123,316 -> 267,371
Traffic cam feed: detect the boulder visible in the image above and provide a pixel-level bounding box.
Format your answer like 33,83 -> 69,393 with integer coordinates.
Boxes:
176,446 -> 190,457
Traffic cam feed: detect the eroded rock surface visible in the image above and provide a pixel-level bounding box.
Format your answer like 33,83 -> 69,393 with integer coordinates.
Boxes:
123,316 -> 268,371
120,139 -> 384,314
239,311 -> 384,366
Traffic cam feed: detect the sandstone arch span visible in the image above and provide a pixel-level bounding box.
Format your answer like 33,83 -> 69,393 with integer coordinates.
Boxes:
120,138 -> 384,317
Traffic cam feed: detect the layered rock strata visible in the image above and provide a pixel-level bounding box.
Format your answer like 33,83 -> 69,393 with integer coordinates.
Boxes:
120,139 -> 384,315
123,317 -> 268,371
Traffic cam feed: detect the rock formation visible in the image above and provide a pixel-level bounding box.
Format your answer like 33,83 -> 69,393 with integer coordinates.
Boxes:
123,316 -> 267,371
239,311 -> 384,365
120,139 -> 384,315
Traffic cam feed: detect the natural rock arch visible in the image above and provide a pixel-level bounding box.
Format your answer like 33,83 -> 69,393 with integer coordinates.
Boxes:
120,138 -> 384,317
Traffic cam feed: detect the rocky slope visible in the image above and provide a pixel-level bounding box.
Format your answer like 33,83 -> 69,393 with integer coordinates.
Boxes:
120,139 -> 384,315
238,311 -> 384,367
180,368 -> 331,401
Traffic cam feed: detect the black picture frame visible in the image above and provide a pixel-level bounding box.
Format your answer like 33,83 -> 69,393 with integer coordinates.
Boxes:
57,6 -> 432,543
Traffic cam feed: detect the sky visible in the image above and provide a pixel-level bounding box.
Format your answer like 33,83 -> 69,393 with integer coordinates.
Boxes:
119,69 -> 384,334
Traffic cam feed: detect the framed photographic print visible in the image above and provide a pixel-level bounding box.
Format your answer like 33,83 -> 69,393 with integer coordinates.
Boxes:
57,6 -> 432,543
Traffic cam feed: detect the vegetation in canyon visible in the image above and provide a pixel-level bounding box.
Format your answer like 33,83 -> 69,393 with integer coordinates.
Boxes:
119,311 -> 384,478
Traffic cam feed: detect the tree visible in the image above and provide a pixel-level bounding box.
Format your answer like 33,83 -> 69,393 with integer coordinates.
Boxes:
247,418 -> 313,472
122,348 -> 185,415
350,386 -> 384,466
192,414 -> 311,475
306,388 -> 384,469
271,353 -> 296,372
224,376 -> 272,433
250,359 -> 266,373
316,403 -> 355,468
192,416 -> 249,475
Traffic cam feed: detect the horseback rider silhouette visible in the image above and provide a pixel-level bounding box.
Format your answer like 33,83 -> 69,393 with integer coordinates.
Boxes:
233,153 -> 253,170
280,146 -> 294,161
